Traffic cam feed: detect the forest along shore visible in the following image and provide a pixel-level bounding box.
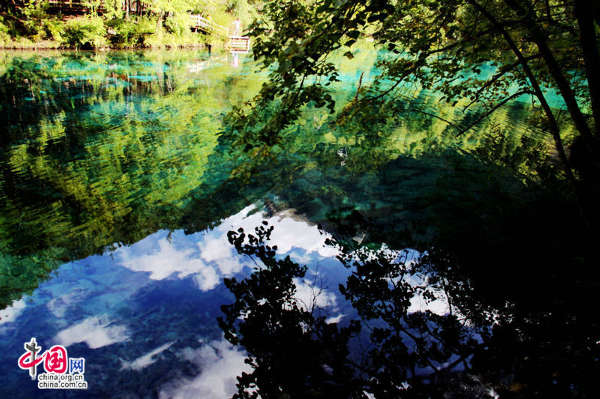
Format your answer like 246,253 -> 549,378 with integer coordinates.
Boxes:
0,0 -> 256,50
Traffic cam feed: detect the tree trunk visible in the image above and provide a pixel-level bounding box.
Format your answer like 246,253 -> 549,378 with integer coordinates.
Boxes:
574,0 -> 600,138
503,0 -> 593,143
467,0 -> 575,185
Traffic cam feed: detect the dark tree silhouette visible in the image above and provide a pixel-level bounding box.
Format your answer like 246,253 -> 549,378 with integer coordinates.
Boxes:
221,221 -> 600,398
221,223 -> 497,398
219,222 -> 363,398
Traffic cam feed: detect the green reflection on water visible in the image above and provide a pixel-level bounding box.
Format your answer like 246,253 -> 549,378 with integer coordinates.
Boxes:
0,48 -> 550,309
0,50 -> 264,307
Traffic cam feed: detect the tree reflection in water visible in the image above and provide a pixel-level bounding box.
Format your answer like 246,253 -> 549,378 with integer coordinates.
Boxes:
221,219 -> 600,398
1,50 -> 598,398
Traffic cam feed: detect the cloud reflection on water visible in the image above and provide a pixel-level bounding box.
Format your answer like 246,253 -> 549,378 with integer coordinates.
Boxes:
0,201 -> 454,398
54,316 -> 130,349
0,204 -> 347,398
159,338 -> 250,399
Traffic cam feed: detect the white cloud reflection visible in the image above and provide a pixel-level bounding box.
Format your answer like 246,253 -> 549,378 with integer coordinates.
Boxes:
121,341 -> 174,371
159,338 -> 249,399
114,205 -> 343,293
117,237 -> 208,281
54,316 -> 129,349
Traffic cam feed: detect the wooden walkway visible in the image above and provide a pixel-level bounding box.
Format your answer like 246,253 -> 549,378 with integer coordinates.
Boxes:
190,15 -> 229,36
190,15 -> 251,53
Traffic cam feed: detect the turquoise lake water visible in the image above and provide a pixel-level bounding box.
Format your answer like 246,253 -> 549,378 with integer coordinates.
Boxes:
0,49 -> 551,397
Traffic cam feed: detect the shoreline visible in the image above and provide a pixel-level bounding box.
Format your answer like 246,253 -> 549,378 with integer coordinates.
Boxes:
0,42 -> 209,51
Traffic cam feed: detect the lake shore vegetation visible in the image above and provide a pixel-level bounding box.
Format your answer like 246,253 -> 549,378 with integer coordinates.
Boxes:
0,0 -> 257,49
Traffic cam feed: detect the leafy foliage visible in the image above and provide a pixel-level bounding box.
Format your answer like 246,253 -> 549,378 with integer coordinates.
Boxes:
234,0 -> 599,200
62,16 -> 107,49
106,16 -> 154,47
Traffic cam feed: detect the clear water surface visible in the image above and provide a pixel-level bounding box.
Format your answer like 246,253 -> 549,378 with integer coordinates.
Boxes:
0,49 -> 537,398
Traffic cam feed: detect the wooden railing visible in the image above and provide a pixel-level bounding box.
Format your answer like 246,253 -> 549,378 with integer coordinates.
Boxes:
190,15 -> 251,52
190,15 -> 229,37
228,36 -> 251,53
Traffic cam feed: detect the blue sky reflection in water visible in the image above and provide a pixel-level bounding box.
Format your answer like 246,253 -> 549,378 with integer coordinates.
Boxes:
1,205 -> 360,398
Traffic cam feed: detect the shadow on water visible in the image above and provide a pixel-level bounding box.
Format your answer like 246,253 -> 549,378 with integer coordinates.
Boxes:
0,50 -> 597,397
213,146 -> 595,398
